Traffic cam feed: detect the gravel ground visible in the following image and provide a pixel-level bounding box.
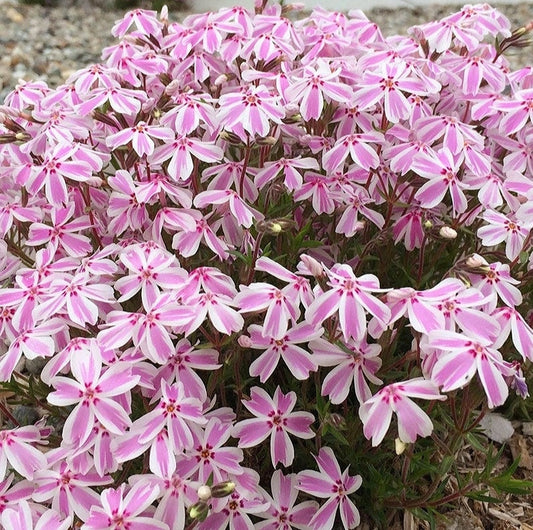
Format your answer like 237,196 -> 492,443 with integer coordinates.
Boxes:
1,0 -> 533,102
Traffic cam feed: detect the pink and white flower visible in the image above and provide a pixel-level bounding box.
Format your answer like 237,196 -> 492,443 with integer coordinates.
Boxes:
297,447 -> 362,530
233,387 -> 315,468
359,378 -> 445,446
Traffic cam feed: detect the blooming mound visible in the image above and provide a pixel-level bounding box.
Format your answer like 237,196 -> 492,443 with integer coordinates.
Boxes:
0,2 -> 532,528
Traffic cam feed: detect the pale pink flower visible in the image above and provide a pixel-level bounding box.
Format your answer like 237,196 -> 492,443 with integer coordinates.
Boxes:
0,474 -> 34,514
436,286 -> 500,341
47,341 -> 140,448
353,62 -> 438,123
34,271 -> 115,327
297,447 -> 362,530
153,338 -> 221,401
160,90 -> 216,135
186,418 -> 244,483
111,8 -> 160,37
235,282 -> 301,340
492,307 -> 533,361
115,242 -> 187,308
392,207 -> 426,251
232,386 -> 315,468
293,171 -> 338,215
0,318 -> 64,382
27,204 -> 93,258
495,88 -> 533,135
256,470 -> 318,530
0,426 -> 47,482
180,290 -> 244,336
23,144 -> 94,206
359,378 -> 445,446
150,134 -> 223,181
255,256 -> 315,310
0,192 -> 41,238
386,278 -> 465,335
245,322 -> 321,382
133,380 -> 207,451
106,121 -> 174,158
310,337 -> 382,404
218,85 -> 285,139
172,212 -> 231,260
194,189 -> 263,228
429,330 -> 513,408
255,156 -> 319,192
412,148 -> 469,213
83,482 -> 166,530
198,490 -> 270,530
98,293 -> 194,364
322,132 -> 382,173
77,84 -> 147,116
336,185 -> 385,235
306,264 -> 390,342
33,458 -> 112,522
286,62 -> 353,121
1,500 -> 71,530
141,462 -> 199,530
469,261 -> 522,308
478,210 -> 532,261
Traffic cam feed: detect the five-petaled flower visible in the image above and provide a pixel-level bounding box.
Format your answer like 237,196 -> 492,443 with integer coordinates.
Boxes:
297,446 -> 362,530
233,386 -> 315,468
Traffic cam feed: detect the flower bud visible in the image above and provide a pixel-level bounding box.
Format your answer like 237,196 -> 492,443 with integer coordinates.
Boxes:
299,254 -> 324,278
211,481 -> 236,498
326,412 -> 346,430
197,485 -> 212,501
189,501 -> 209,521
214,74 -> 229,87
238,335 -> 253,348
439,226 -> 457,239
395,438 -> 408,455
256,136 -> 278,146
256,218 -> 297,235
465,253 -> 488,269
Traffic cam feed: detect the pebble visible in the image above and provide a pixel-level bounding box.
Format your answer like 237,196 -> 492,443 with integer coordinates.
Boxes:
0,1 -> 532,101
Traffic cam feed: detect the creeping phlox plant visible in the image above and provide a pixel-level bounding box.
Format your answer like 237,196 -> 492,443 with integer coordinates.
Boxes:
0,1 -> 532,528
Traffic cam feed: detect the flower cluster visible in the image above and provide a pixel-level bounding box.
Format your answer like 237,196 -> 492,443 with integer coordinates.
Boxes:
0,1 -> 532,528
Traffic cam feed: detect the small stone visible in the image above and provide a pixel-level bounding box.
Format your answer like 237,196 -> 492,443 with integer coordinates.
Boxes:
25,356 -> 47,375
8,405 -> 40,427
5,7 -> 24,23
9,46 -> 31,68
479,413 -> 514,444
523,422 -> 533,436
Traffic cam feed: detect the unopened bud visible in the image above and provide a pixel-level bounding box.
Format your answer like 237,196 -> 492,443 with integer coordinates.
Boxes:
326,412 -> 346,430
211,481 -> 236,498
256,135 -> 278,145
395,438 -> 408,455
299,254 -> 324,278
214,74 -> 229,86
282,2 -> 305,14
197,485 -> 212,501
256,218 -> 297,235
189,501 -> 209,521
219,130 -> 244,146
465,253 -> 488,269
238,335 -> 253,348
439,226 -> 457,239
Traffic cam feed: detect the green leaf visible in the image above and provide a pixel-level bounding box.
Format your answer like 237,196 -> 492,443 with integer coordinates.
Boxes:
488,476 -> 533,495
465,490 -> 501,503
465,431 -> 487,452
323,423 -> 351,446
